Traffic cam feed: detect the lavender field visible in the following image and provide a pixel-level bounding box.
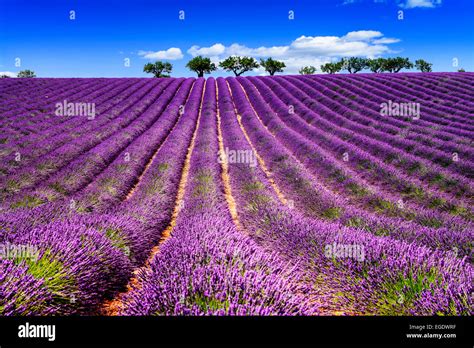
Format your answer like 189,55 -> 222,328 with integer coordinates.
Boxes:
0,73 -> 472,316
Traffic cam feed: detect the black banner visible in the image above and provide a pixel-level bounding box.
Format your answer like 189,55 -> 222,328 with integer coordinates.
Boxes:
0,316 -> 471,347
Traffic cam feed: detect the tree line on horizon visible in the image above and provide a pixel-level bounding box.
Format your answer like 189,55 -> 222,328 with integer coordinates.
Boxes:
0,70 -> 37,78
0,59 -> 468,78
143,56 -> 467,78
319,57 -> 432,74
143,56 -> 286,78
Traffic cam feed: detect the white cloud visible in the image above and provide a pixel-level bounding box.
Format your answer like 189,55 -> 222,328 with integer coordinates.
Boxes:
343,30 -> 383,41
226,43 -> 289,57
278,56 -> 330,74
399,0 -> 441,8
342,0 -> 441,8
187,43 -> 289,58
290,35 -> 390,57
138,47 -> 183,60
0,71 -> 16,77
187,44 -> 226,57
373,37 -> 401,44
185,30 -> 399,74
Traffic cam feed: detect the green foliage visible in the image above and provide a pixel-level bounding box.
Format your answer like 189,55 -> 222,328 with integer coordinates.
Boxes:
340,57 -> 416,73
418,217 -> 443,228
10,195 -> 45,209
0,74 -> 11,78
186,56 -> 217,77
242,181 -> 265,193
143,61 -> 173,77
299,66 -> 317,75
320,61 -> 344,74
219,56 -> 259,76
49,182 -> 67,195
13,250 -> 76,305
342,57 -> 369,73
367,58 -> 386,73
448,204 -> 468,216
105,228 -> 129,253
260,58 -> 286,76
381,57 -> 413,73
415,59 -> 432,72
192,169 -> 214,197
428,197 -> 446,209
158,162 -> 169,171
347,182 -> 369,197
371,198 -> 397,214
457,68 -> 465,72
321,207 -> 342,220
378,269 -> 441,315
17,70 -> 36,78
187,292 -> 230,312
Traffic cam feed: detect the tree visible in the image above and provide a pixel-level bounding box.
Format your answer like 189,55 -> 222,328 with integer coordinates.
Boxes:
143,61 -> 173,77
343,57 -> 369,73
186,56 -> 217,77
320,61 -> 344,74
299,66 -> 317,75
415,59 -> 432,73
219,56 -> 259,76
457,68 -> 466,72
0,74 -> 11,78
382,57 -> 413,73
260,58 -> 286,76
367,58 -> 386,73
17,70 -> 36,78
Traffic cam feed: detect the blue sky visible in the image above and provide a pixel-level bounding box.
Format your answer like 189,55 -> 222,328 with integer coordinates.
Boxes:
0,0 -> 472,77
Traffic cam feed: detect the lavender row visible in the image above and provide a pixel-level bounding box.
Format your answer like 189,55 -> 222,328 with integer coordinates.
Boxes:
0,79 -> 205,315
220,77 -> 473,316
121,78 -> 311,315
403,73 -> 474,104
1,79 -> 151,176
73,78 -> 195,211
321,75 -> 473,143
250,76 -> 473,218
0,206 -> 139,314
366,73 -> 474,117
1,79 -> 160,180
0,79 -> 114,138
116,77 -> 205,244
292,75 -> 474,177
226,78 -> 472,258
280,75 -> 474,202
1,78 -> 177,204
6,79 -> 183,208
231,78 -> 472,257
235,77 -> 470,230
303,75 -> 474,161
344,73 -> 474,128
0,78 -> 99,118
3,79 -> 146,153
0,79 -> 135,164
328,74 -> 474,138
